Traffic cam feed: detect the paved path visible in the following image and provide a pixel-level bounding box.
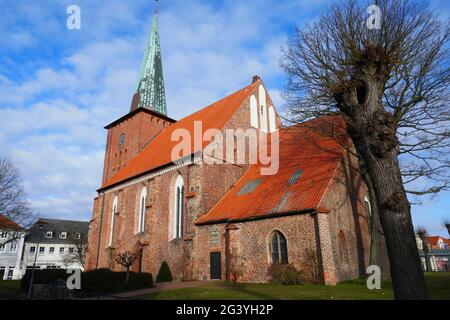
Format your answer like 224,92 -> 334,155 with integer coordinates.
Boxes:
110,280 -> 212,299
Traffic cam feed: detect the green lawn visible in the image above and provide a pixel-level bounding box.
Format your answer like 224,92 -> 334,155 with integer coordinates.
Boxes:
140,273 -> 450,300
0,280 -> 21,299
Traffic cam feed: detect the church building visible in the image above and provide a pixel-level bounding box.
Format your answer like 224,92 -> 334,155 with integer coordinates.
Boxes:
85,5 -> 371,285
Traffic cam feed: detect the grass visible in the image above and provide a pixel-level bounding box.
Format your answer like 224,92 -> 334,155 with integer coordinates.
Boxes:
0,280 -> 21,299
139,273 -> 450,300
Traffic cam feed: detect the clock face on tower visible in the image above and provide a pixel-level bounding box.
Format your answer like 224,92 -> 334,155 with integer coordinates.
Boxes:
119,133 -> 125,146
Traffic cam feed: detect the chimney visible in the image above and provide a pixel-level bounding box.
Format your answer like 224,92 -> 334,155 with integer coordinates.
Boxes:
252,75 -> 260,84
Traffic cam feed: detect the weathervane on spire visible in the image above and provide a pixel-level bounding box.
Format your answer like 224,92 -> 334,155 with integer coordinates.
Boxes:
154,0 -> 158,15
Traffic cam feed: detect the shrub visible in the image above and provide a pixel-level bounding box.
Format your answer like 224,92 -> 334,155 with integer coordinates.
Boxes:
156,261 -> 173,282
267,263 -> 305,285
20,268 -> 153,294
20,269 -> 68,292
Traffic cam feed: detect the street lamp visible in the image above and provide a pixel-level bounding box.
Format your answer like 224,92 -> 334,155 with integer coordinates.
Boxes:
27,221 -> 47,300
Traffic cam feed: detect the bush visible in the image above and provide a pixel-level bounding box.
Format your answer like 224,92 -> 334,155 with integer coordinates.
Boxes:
20,268 -> 153,294
20,269 -> 68,292
267,263 -> 305,285
156,261 -> 173,282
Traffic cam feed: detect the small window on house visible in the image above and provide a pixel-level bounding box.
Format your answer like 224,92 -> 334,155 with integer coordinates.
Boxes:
69,247 -> 74,254
0,231 -> 7,239
49,247 -> 55,254
29,246 -> 36,254
9,241 -> 17,252
45,231 -> 53,238
59,247 -> 65,254
59,232 -> 67,239
0,244 -> 5,252
339,231 -> 347,261
39,247 -> 45,254
74,233 -> 81,240
270,231 -> 288,264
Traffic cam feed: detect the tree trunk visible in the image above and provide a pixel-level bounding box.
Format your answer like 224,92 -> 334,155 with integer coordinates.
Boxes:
342,73 -> 429,299
420,237 -> 432,272
362,169 -> 390,279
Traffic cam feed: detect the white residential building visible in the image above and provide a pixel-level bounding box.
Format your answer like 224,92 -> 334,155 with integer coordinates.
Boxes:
0,215 -> 26,280
21,218 -> 89,272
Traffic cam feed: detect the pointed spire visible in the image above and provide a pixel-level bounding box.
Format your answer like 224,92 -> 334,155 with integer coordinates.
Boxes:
134,0 -> 167,115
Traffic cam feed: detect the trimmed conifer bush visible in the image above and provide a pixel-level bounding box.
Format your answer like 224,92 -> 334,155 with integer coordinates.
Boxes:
156,261 -> 173,282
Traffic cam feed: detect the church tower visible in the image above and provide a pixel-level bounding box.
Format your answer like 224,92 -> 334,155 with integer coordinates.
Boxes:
101,0 -> 174,185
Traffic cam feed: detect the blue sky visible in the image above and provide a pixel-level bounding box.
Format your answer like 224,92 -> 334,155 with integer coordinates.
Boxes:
0,0 -> 448,236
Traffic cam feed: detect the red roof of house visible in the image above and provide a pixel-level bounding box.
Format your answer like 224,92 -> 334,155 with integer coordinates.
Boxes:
0,214 -> 23,231
101,81 -> 259,189
426,236 -> 450,246
195,115 -> 348,224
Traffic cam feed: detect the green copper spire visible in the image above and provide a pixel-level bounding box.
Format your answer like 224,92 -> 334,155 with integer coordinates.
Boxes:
135,0 -> 167,115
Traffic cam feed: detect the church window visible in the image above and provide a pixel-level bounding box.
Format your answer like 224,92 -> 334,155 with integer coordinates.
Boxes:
250,95 -> 258,128
173,175 -> 184,239
339,231 -> 347,261
258,85 -> 268,132
364,195 -> 371,219
138,187 -> 147,233
119,133 -> 125,146
109,196 -> 118,247
270,231 -> 288,264
268,106 -> 276,132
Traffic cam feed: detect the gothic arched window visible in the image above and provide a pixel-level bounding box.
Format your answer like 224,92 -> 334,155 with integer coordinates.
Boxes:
109,196 -> 118,247
270,231 -> 288,264
250,95 -> 258,128
268,105 -> 276,132
138,187 -> 147,233
258,85 -> 268,132
339,231 -> 347,261
173,175 -> 184,239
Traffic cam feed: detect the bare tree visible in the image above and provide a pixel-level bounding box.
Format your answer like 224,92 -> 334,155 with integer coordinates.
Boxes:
0,158 -> 36,243
115,251 -> 136,285
443,219 -> 450,237
281,0 -> 449,299
63,237 -> 88,269
416,226 -> 432,272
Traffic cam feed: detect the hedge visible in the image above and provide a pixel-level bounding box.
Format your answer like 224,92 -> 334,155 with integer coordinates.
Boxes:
20,268 -> 153,294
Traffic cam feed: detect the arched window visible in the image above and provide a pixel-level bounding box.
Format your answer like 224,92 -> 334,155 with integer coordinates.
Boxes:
270,231 -> 288,264
173,175 -> 184,239
138,187 -> 147,233
250,95 -> 258,128
109,196 -> 118,247
268,106 -> 276,132
258,85 -> 268,132
338,231 -> 347,261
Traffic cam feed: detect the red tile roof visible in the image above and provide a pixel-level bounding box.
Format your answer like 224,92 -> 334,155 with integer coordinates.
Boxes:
195,115 -> 348,225
101,82 -> 259,189
0,214 -> 24,231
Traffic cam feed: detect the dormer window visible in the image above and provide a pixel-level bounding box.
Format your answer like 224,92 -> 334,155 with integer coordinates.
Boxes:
0,231 -> 7,239
45,231 -> 53,238
74,232 -> 81,240
59,232 -> 67,239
